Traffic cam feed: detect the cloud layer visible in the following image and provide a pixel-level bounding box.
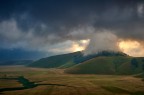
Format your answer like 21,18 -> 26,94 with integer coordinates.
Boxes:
0,0 -> 144,57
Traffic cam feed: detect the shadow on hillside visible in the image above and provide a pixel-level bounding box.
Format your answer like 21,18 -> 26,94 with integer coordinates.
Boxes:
0,76 -> 75,94
0,76 -> 37,94
131,91 -> 144,95
0,87 -> 26,93
102,86 -> 144,95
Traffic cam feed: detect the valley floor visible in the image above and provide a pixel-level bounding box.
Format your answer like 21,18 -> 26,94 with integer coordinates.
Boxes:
0,65 -> 144,95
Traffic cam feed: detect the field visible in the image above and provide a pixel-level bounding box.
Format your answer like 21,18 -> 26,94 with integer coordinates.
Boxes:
0,66 -> 144,95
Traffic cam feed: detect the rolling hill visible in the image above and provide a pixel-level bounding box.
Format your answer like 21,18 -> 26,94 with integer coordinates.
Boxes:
65,56 -> 144,75
27,51 -> 127,68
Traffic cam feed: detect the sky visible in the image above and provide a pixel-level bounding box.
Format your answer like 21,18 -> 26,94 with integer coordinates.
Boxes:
0,0 -> 144,60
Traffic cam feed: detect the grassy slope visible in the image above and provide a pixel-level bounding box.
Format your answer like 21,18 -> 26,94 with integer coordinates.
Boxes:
65,56 -> 144,75
58,60 -> 77,69
27,52 -> 81,68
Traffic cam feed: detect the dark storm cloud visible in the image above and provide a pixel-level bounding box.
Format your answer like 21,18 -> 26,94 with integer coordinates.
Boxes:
0,0 -> 144,54
0,48 -> 49,60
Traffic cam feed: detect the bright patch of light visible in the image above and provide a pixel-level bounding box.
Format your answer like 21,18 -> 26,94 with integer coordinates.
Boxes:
72,44 -> 85,51
72,39 -> 90,52
119,40 -> 144,57
46,39 -> 90,54
80,39 -> 90,44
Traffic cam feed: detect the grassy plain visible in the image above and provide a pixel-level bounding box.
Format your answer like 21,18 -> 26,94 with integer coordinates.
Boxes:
0,65 -> 144,95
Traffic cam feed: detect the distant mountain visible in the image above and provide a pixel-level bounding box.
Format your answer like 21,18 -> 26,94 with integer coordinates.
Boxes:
0,60 -> 33,66
0,48 -> 49,61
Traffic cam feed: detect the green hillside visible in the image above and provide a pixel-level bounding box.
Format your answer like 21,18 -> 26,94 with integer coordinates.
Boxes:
28,51 -> 144,75
65,56 -> 144,75
27,52 -> 81,68
58,60 -> 76,68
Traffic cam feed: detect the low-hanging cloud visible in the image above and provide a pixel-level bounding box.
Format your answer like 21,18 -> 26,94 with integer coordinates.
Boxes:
83,31 -> 119,55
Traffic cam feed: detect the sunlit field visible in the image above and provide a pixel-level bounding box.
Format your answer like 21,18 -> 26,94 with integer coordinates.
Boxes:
0,65 -> 144,95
